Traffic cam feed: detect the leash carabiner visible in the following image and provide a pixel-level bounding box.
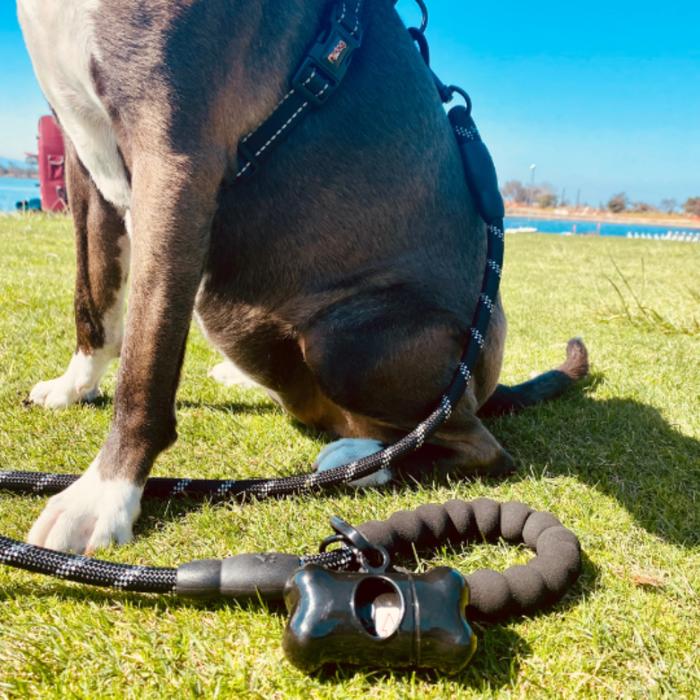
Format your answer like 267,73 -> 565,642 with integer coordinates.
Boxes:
319,516 -> 391,573
414,0 -> 429,34
446,85 -> 474,116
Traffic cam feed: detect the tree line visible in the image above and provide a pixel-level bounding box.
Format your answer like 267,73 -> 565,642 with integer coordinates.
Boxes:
501,180 -> 700,217
0,164 -> 39,179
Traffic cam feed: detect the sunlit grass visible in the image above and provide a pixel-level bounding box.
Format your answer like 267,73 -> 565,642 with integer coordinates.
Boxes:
1,214 -> 698,698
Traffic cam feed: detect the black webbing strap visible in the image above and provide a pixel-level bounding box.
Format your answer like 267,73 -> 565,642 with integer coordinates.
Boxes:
236,0 -> 365,181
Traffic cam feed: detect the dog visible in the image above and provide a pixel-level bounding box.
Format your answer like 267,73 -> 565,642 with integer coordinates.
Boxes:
18,0 -> 588,554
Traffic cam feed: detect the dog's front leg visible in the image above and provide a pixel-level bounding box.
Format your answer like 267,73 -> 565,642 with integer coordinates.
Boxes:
28,151 -> 223,553
29,138 -> 129,409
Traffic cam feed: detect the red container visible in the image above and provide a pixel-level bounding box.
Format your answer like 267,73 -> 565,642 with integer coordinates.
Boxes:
37,115 -> 67,212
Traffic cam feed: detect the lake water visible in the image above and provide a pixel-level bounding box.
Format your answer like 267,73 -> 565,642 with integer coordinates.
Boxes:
0,177 -> 40,211
2,180 -> 698,241
505,215 -> 700,238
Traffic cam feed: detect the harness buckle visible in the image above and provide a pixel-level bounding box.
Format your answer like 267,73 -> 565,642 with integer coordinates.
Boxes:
292,14 -> 362,107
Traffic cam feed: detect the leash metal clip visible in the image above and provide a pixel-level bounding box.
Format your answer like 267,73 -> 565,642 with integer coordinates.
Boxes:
319,516 -> 391,573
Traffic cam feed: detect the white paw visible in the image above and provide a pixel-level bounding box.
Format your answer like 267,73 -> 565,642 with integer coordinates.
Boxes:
314,438 -> 393,488
27,457 -> 143,554
29,351 -> 110,409
29,375 -> 99,409
208,360 -> 259,389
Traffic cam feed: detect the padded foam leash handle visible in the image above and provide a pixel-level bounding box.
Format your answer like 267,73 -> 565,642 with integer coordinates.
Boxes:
174,499 -> 582,622
357,499 -> 581,621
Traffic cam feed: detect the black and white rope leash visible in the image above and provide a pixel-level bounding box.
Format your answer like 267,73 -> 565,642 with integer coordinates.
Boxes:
1,498 -> 581,623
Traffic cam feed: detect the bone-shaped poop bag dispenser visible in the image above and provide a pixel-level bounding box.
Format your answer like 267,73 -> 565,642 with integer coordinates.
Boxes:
282,515 -> 477,675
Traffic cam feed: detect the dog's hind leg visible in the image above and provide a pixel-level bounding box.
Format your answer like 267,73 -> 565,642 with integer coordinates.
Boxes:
207,359 -> 260,389
478,338 -> 589,418
28,138 -> 129,409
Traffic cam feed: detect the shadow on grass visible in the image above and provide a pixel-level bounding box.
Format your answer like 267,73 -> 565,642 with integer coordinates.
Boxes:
0,580 -> 531,690
308,625 -> 530,689
83,394 -> 281,416
485,378 -> 700,546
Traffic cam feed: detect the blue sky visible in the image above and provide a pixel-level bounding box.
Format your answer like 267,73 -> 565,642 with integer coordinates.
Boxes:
1,1 -> 698,206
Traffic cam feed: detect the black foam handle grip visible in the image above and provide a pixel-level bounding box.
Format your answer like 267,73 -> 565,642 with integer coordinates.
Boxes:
174,500 -> 582,623
176,553 -> 302,602
448,106 -> 505,224
357,499 -> 582,622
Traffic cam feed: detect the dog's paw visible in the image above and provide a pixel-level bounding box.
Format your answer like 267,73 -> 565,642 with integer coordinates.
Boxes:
27,457 -> 142,554
28,352 -> 107,409
208,361 -> 259,389
314,438 -> 392,488
29,375 -> 99,409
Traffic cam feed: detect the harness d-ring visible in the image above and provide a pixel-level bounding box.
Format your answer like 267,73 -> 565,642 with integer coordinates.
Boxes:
409,27 -> 430,65
395,0 -> 428,34
447,85 -> 473,116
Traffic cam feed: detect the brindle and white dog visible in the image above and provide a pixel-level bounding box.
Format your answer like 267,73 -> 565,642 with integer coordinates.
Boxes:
18,0 -> 588,554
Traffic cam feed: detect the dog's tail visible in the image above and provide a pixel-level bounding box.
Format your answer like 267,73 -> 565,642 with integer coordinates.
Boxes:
478,338 -> 589,418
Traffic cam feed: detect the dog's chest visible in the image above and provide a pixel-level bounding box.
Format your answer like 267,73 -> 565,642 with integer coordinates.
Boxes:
18,0 -> 131,212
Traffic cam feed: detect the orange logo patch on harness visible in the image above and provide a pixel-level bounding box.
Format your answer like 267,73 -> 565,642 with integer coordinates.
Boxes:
327,39 -> 348,64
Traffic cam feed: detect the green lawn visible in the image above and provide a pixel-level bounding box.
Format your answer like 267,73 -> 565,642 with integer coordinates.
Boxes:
0,214 -> 698,699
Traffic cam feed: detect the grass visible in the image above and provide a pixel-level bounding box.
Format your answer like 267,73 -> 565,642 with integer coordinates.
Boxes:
600,257 -> 700,336
0,214 -> 699,699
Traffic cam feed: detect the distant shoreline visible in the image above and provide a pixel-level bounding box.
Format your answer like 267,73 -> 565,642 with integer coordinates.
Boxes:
506,205 -> 699,229
0,173 -> 39,180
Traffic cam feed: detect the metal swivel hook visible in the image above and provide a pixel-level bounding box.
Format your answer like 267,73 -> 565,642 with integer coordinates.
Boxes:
414,0 -> 429,34
319,516 -> 391,574
447,85 -> 474,116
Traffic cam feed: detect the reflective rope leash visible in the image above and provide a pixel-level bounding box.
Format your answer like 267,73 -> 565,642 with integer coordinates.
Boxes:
1,499 -> 581,625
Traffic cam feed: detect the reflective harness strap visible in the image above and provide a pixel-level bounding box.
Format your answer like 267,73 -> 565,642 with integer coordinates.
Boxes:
236,0 -> 365,181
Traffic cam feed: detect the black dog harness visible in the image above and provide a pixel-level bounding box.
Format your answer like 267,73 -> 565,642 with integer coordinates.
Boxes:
0,0 -> 581,674
235,0 -> 366,181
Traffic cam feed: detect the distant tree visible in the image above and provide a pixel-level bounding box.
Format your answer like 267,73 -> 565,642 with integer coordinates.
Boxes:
536,190 -> 558,208
683,197 -> 700,217
501,180 -> 528,203
607,192 -> 628,214
660,198 -> 677,214
631,201 -> 656,213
